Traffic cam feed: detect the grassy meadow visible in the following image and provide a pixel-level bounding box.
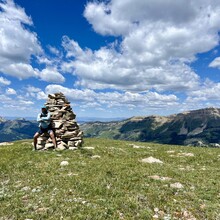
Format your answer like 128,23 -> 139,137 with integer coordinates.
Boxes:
0,138 -> 220,219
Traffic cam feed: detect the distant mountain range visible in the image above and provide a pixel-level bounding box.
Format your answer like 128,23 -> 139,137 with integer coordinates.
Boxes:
2,116 -> 126,123
80,108 -> 220,147
0,116 -> 124,143
1,108 -> 220,146
0,118 -> 38,142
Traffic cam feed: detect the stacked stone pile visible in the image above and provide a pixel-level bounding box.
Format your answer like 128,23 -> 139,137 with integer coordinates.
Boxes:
36,93 -> 83,150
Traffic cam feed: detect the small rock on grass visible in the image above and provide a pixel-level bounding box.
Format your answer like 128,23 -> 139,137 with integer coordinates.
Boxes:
149,175 -> 172,181
129,144 -> 145,149
67,173 -> 78,176
141,156 -> 163,164
177,152 -> 194,157
91,155 -> 101,159
0,142 -> 14,146
170,182 -> 184,189
84,147 -> 95,150
21,186 -> 30,191
60,161 -> 69,166
69,147 -> 78,150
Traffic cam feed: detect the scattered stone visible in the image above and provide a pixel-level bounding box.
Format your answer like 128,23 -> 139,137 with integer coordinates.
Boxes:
68,197 -> 88,204
21,186 -> 30,191
154,208 -> 159,212
141,157 -> 163,164
84,147 -> 95,150
44,143 -> 54,149
69,147 -> 78,150
129,144 -> 145,149
60,161 -> 69,166
56,141 -> 68,151
0,142 -> 14,146
200,204 -> 206,209
117,211 -> 124,219
163,214 -> 171,220
166,150 -> 175,153
170,182 -> 184,189
91,155 -> 101,159
37,93 -> 83,151
149,175 -> 172,181
190,186 -> 195,191
67,173 -> 78,176
177,152 -> 194,157
106,184 -> 111,189
36,207 -> 49,213
32,188 -> 41,193
174,210 -> 196,220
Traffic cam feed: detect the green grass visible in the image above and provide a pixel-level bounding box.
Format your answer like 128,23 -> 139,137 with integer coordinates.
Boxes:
0,138 -> 220,219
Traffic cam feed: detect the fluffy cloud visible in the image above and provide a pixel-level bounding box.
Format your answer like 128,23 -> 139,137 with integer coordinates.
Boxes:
26,85 -> 42,93
187,80 -> 220,102
84,0 -> 198,36
61,37 -> 200,91
39,68 -> 65,83
58,0 -> 220,93
0,0 -> 42,79
6,87 -> 16,95
47,45 -> 60,56
0,76 -> 10,85
1,63 -> 39,79
0,93 -> 34,111
25,85 -> 47,100
84,2 -> 132,36
209,57 -> 220,68
45,84 -> 178,109
0,0 -> 68,86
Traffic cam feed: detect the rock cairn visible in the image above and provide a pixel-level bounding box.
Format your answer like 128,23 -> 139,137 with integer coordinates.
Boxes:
36,93 -> 83,150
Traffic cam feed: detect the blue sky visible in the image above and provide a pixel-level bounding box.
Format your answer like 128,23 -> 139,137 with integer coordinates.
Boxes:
1,0 -> 220,118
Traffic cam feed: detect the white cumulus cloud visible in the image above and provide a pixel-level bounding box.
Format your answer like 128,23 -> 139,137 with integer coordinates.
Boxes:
40,68 -> 65,83
187,80 -> 220,102
61,37 -> 200,92
58,0 -> 220,93
209,57 -> 220,68
6,87 -> 16,95
0,0 -> 42,79
0,76 -> 10,85
45,84 -> 178,110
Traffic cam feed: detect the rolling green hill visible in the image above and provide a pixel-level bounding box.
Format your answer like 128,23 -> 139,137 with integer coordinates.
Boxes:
2,107 -> 220,146
0,138 -> 219,219
0,118 -> 38,142
81,108 -> 220,146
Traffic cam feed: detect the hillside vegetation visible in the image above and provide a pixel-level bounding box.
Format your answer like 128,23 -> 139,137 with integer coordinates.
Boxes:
0,118 -> 38,142
81,108 -> 220,146
0,138 -> 220,219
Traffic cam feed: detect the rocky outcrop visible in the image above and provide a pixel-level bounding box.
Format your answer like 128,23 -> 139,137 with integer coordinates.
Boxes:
36,93 -> 83,150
